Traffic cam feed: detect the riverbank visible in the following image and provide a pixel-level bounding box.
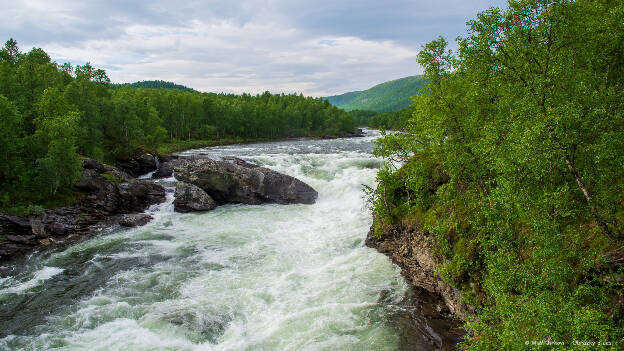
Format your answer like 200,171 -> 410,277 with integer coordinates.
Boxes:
0,130 -> 366,264
154,129 -> 365,155
0,130 -> 417,349
366,216 -> 468,350
0,158 -> 167,264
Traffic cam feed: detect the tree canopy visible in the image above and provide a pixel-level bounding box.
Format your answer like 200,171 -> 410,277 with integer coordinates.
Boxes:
370,0 -> 624,347
0,41 -> 355,213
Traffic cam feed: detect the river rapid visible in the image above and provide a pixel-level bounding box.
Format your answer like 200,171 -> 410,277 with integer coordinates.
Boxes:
0,130 -> 420,350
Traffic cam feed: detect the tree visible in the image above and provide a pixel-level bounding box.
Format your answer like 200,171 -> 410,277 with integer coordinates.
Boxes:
370,0 -> 624,348
35,88 -> 83,195
0,38 -> 20,64
0,95 -> 24,182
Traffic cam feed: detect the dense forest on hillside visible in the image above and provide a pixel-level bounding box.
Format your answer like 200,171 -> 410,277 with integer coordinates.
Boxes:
324,75 -> 426,112
369,0 -> 624,348
348,106 -> 413,130
367,107 -> 413,130
111,80 -> 195,91
325,91 -> 362,107
0,40 -> 354,213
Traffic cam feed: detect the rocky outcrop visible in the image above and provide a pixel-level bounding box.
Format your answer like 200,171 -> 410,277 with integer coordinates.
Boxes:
174,156 -> 318,205
173,182 -> 217,213
366,220 -> 471,319
119,214 -> 153,227
0,158 -> 166,261
115,152 -> 159,177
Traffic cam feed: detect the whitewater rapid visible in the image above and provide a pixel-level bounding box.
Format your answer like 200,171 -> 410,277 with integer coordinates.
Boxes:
0,131 -> 411,350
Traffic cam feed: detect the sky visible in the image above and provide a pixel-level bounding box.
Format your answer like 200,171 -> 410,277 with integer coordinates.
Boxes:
0,0 -> 508,96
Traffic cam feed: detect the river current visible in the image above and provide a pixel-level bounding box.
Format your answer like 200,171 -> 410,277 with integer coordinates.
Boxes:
0,130 -> 416,350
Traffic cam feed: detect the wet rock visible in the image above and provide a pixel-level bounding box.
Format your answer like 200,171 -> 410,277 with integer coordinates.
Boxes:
365,220 -> 470,318
116,152 -> 158,177
76,169 -> 109,192
174,157 -> 318,205
39,238 -> 54,246
5,234 -> 37,244
82,158 -> 107,172
173,182 -> 217,213
0,214 -> 32,237
158,154 -> 179,163
119,214 -> 153,227
1,160 -> 166,262
366,219 -> 468,350
47,222 -> 66,236
30,219 -> 46,237
152,162 -> 174,179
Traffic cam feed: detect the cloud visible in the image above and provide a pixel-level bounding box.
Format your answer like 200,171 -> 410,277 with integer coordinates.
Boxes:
0,0 -> 508,96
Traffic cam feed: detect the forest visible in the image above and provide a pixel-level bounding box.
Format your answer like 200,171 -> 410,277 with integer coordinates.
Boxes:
348,106 -> 413,130
369,0 -> 624,348
111,80 -> 196,91
324,75 -> 426,112
0,40 -> 355,213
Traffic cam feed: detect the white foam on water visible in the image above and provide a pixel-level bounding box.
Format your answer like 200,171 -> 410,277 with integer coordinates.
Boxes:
0,266 -> 64,295
1,130 -> 411,350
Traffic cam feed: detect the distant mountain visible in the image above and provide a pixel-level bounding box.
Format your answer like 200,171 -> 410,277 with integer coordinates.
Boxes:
324,75 -> 426,112
111,80 -> 195,91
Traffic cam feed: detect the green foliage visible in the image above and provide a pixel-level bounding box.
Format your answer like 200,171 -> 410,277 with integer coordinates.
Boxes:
25,204 -> 45,217
324,76 -> 427,112
0,39 -> 356,212
37,137 -> 83,195
101,172 -> 123,184
111,80 -> 195,91
347,109 -> 378,126
0,94 -> 24,183
370,0 -> 624,348
368,106 -> 414,130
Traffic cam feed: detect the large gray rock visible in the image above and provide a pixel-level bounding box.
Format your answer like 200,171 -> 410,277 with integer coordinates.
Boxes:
152,162 -> 174,179
119,214 -> 153,227
174,157 -> 318,205
116,152 -> 158,177
173,182 -> 217,213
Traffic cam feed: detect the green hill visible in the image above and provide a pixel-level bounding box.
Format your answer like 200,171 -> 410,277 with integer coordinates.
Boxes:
324,75 -> 426,112
111,80 -> 195,91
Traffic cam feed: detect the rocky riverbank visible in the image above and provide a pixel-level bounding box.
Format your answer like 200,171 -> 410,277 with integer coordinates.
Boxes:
0,158 -> 166,263
366,218 -> 470,350
1,153 -> 319,264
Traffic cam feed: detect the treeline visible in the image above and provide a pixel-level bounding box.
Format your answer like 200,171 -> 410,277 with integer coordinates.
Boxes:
111,80 -> 195,91
0,39 -> 354,212
370,0 -> 623,348
348,107 -> 412,130
347,109 -> 377,126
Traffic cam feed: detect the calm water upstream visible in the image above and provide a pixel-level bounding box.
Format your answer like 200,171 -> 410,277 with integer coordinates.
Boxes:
0,130 -> 418,350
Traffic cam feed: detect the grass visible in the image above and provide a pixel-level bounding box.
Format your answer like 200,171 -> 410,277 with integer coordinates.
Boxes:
102,172 -> 124,184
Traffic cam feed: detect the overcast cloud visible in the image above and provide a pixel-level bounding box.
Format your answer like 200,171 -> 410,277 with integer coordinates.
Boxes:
0,0 -> 507,96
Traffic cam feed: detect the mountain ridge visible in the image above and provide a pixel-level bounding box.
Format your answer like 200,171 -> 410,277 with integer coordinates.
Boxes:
324,75 -> 426,112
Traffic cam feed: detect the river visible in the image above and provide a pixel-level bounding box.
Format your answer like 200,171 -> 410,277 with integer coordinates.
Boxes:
0,130 -> 425,350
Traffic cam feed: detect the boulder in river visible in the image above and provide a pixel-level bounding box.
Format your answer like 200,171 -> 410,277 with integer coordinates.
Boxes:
119,214 -> 153,227
174,157 -> 318,205
116,152 -> 158,177
152,162 -> 174,179
173,182 -> 217,213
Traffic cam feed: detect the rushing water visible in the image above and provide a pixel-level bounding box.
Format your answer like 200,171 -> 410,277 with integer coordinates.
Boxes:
0,130 -> 417,350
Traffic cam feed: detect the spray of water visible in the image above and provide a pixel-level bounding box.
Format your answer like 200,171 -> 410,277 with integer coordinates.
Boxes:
0,131 -> 412,351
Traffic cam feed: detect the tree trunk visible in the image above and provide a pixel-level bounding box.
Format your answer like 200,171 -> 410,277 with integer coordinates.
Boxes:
566,157 -> 615,241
